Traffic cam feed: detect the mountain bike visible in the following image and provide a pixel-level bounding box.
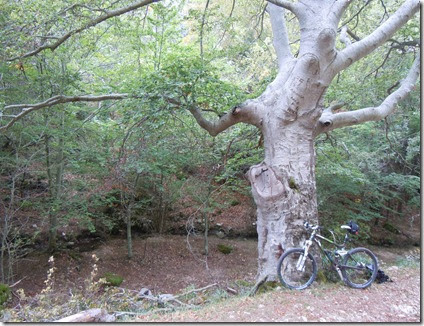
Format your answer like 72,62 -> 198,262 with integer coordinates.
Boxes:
277,221 -> 378,290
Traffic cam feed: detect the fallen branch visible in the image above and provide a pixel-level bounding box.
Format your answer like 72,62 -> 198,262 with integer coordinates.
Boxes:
9,277 -> 27,288
174,283 -> 218,299
54,308 -> 115,322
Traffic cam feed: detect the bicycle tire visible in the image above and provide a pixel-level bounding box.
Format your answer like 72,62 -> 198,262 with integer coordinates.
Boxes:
277,248 -> 317,290
341,247 -> 378,289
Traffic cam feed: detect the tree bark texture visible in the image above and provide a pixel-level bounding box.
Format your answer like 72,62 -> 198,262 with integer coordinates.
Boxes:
248,53 -> 324,280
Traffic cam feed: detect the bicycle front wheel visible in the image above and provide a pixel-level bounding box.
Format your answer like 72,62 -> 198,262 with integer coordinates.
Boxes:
277,248 -> 317,290
342,247 -> 378,289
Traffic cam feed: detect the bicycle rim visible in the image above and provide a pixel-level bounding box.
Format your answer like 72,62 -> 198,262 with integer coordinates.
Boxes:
343,249 -> 377,288
278,249 -> 316,290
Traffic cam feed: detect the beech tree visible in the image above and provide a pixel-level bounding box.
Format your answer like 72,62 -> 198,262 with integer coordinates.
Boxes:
1,0 -> 420,283
188,0 -> 420,282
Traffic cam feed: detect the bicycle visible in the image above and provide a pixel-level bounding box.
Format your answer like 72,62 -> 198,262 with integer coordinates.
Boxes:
277,221 -> 378,290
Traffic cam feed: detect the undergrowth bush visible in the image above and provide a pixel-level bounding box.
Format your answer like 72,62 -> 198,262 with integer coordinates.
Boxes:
0,283 -> 11,307
217,244 -> 233,254
103,273 -> 124,287
0,255 -> 143,322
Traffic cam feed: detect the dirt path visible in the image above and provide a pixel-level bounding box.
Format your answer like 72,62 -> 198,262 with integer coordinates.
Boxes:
136,265 -> 420,322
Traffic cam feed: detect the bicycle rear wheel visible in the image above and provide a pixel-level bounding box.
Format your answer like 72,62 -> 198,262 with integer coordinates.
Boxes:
277,248 -> 317,290
342,247 -> 378,289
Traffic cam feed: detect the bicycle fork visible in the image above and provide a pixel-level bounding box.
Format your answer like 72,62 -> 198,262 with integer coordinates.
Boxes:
296,240 -> 313,272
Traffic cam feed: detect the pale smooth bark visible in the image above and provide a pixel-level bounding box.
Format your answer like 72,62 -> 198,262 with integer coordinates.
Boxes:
268,3 -> 293,69
333,0 -> 420,73
318,53 -> 420,132
187,99 -> 264,136
266,0 -> 300,15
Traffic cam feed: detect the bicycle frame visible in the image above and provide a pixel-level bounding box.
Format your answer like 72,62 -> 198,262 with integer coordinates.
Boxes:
298,227 -> 350,280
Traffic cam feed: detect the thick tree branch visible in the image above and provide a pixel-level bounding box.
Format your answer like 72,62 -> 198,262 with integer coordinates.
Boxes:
6,0 -> 159,62
1,94 -> 129,132
267,3 -> 293,70
330,0 -> 353,23
318,53 -> 420,133
334,0 -> 420,72
339,25 -> 352,47
266,0 -> 299,16
188,100 -> 263,137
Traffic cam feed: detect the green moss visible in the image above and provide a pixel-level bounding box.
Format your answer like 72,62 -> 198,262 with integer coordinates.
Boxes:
0,284 -> 11,306
102,272 -> 124,287
234,279 -> 253,287
315,270 -> 328,283
230,199 -> 240,206
217,244 -> 233,254
257,281 -> 279,294
288,177 -> 299,191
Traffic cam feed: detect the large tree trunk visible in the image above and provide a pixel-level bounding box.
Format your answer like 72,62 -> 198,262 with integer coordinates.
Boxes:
248,52 -> 326,281
249,122 -> 319,281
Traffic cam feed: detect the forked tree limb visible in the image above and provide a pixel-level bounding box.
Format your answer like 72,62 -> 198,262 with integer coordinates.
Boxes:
6,0 -> 159,62
1,93 -> 262,136
318,52 -> 420,133
334,0 -> 420,73
188,100 -> 264,137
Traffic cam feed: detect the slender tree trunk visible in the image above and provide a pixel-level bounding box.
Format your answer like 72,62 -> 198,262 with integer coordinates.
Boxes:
158,173 -> 165,233
0,213 -> 7,283
126,212 -> 133,259
48,111 -> 65,252
126,174 -> 140,259
203,189 -> 210,256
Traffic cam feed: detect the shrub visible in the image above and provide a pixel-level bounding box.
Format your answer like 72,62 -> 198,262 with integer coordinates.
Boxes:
0,284 -> 11,306
217,244 -> 233,254
103,273 -> 124,287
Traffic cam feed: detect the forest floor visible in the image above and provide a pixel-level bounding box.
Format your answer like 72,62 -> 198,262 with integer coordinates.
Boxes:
10,235 -> 420,322
135,263 -> 420,323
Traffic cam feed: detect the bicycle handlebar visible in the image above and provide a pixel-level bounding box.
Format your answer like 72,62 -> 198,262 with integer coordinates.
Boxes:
303,221 -> 322,231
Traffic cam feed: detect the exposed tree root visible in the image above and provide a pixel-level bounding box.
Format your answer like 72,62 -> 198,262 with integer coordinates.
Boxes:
249,275 -> 268,296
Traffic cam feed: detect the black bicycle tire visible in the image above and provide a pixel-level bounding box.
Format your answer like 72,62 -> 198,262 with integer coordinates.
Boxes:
342,247 -> 378,289
277,248 -> 317,290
